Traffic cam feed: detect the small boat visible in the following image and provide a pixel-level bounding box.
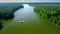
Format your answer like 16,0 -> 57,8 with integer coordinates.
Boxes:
18,21 -> 25,23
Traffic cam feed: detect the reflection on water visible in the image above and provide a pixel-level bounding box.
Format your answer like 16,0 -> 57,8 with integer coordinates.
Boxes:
12,4 -> 40,23
23,4 -> 30,8
2,4 -> 41,34
2,4 -> 41,25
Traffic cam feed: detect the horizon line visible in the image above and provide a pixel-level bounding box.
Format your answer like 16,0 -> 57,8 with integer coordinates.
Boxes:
0,2 -> 60,3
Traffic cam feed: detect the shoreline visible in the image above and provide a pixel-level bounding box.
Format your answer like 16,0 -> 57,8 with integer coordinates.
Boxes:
0,5 -> 24,20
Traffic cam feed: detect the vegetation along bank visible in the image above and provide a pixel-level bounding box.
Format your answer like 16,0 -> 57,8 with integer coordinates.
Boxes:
34,4 -> 60,25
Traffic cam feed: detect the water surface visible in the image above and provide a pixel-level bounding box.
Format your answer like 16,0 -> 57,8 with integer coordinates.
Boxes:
1,4 -> 59,34
12,4 -> 40,24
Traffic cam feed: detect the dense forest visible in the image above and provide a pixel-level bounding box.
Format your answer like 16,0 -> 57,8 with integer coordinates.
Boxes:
0,3 -> 24,20
34,4 -> 60,25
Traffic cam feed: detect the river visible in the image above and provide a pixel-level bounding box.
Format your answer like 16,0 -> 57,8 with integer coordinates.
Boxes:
1,4 -> 59,34
12,4 -> 40,24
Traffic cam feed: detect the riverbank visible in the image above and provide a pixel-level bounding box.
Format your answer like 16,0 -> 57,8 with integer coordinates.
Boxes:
34,4 -> 60,26
0,3 -> 24,20
0,4 -> 59,34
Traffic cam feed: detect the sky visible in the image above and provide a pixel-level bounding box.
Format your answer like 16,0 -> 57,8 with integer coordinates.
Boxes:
0,0 -> 60,3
